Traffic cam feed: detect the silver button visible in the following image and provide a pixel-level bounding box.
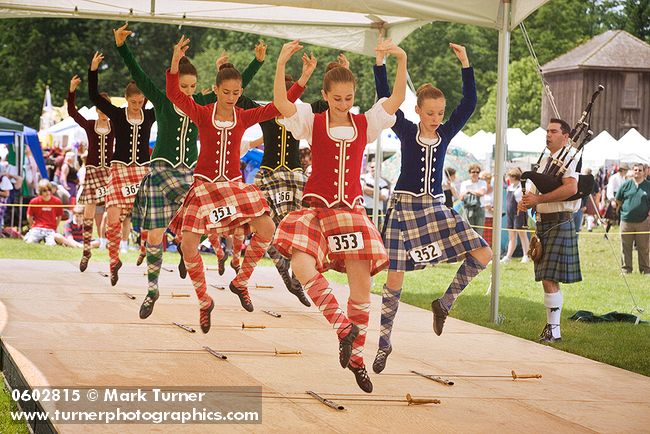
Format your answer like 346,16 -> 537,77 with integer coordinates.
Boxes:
175,147 -> 179,151
432,168 -> 435,172
420,178 -> 424,182
421,168 -> 425,172
421,157 -> 425,161
177,127 -> 181,131
420,188 -> 424,192
176,137 -> 180,140
334,194 -> 338,199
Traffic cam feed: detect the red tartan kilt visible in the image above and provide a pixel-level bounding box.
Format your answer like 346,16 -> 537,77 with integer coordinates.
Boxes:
105,163 -> 149,210
483,217 -> 493,246
274,205 -> 388,275
169,177 -> 270,236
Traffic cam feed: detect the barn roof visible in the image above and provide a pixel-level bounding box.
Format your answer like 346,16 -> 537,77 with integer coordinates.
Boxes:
542,30 -> 650,73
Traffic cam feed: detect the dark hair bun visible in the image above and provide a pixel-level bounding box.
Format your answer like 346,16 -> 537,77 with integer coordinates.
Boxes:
219,62 -> 235,71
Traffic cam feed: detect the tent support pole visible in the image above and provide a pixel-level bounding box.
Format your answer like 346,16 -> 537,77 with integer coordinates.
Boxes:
490,0 -> 511,324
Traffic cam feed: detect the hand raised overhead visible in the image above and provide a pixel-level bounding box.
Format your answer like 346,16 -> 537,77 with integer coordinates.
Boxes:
90,51 -> 104,71
70,75 -> 81,93
113,22 -> 132,47
255,40 -> 267,62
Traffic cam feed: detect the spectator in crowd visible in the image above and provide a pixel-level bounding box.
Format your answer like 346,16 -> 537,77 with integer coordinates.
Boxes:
480,171 -> 494,246
361,159 -> 390,220
604,164 -> 628,236
24,179 -> 63,245
0,170 -> 12,229
501,167 -> 530,263
583,168 -> 601,232
442,167 -> 458,209
615,163 -> 650,274
59,151 -> 80,199
460,163 -> 487,234
54,205 -> 100,249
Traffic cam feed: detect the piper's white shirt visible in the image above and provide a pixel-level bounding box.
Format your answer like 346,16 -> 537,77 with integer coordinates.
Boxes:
529,148 -> 581,213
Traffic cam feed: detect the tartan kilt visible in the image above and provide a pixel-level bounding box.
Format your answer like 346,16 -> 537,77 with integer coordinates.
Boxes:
169,177 -> 269,236
534,218 -> 582,283
254,168 -> 306,225
483,217 -> 493,246
105,163 -> 149,210
131,162 -> 193,230
382,194 -> 488,272
77,166 -> 111,205
274,204 -> 388,276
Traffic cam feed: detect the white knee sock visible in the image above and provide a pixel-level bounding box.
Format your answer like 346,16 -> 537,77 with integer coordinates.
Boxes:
544,291 -> 563,338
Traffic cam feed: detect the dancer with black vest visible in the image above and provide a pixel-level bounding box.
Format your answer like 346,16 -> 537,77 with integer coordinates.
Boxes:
89,51 -> 155,286
67,75 -> 114,272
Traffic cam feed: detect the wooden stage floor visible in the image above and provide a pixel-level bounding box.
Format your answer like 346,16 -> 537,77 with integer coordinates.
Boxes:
1,258 -> 649,433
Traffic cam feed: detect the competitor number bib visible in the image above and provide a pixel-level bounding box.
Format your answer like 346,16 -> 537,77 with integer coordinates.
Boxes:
95,186 -> 107,199
275,190 -> 294,204
121,183 -> 140,197
408,242 -> 442,263
209,206 -> 236,224
328,232 -> 364,253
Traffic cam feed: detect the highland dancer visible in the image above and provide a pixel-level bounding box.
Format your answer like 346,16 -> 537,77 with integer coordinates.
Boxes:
273,39 -> 407,392
372,43 -> 492,374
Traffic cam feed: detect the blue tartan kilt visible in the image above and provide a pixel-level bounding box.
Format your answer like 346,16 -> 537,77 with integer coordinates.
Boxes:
534,218 -> 582,283
382,193 -> 488,272
131,161 -> 194,230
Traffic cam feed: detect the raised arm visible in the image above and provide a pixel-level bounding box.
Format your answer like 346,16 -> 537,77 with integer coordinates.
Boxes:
88,52 -> 120,119
296,52 -> 317,88
114,23 -> 165,106
67,75 -> 91,128
166,36 -> 203,122
273,40 -> 303,118
377,39 -> 407,115
241,40 -> 266,89
443,43 -> 477,137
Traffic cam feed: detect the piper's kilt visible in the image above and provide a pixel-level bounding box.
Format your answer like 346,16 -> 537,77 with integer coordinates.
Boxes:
254,168 -> 306,225
105,163 -> 149,210
534,218 -> 582,283
77,166 -> 111,205
131,161 -> 194,230
274,202 -> 388,276
382,194 -> 488,272
169,177 -> 269,236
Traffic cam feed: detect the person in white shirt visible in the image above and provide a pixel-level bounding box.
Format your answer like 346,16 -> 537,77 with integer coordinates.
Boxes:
459,163 -> 487,233
361,159 -> 390,221
519,118 -> 582,344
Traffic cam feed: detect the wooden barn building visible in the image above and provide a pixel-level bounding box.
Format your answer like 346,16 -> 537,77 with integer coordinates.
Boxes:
541,30 -> 650,139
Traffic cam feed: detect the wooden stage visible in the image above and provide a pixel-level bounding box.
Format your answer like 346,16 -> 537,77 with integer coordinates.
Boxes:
1,258 -> 649,433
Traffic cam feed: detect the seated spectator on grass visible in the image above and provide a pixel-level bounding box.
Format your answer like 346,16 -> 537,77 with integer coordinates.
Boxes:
24,180 -> 63,246
54,205 -> 100,249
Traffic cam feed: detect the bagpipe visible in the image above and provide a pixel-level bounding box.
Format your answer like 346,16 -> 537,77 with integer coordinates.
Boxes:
521,85 -> 604,201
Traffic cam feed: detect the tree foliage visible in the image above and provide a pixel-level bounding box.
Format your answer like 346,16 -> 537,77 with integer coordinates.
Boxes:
0,1 -> 646,132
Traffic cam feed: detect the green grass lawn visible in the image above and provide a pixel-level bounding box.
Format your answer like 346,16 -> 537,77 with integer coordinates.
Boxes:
0,228 -> 649,380
0,375 -> 29,434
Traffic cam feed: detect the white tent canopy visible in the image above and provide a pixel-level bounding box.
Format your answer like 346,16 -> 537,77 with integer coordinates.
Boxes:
0,0 -> 550,55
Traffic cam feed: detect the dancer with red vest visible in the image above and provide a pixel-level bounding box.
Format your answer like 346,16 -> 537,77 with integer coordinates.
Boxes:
273,39 -> 407,393
165,36 -> 314,333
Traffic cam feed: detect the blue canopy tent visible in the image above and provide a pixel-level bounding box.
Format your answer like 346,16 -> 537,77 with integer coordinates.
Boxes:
0,125 -> 48,179
0,115 -> 47,229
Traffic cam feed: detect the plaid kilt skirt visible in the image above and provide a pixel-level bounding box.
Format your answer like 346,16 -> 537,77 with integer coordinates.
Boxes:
105,163 -> 149,210
169,177 -> 269,236
131,161 -> 194,230
77,166 -> 111,205
534,218 -> 582,283
274,202 -> 388,276
382,194 -> 488,272
254,168 -> 306,225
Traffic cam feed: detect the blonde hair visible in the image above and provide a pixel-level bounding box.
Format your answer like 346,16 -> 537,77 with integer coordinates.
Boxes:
507,167 -> 522,180
416,83 -> 445,106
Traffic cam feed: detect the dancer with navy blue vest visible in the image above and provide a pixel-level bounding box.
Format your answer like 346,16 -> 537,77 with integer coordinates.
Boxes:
372,43 -> 492,374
